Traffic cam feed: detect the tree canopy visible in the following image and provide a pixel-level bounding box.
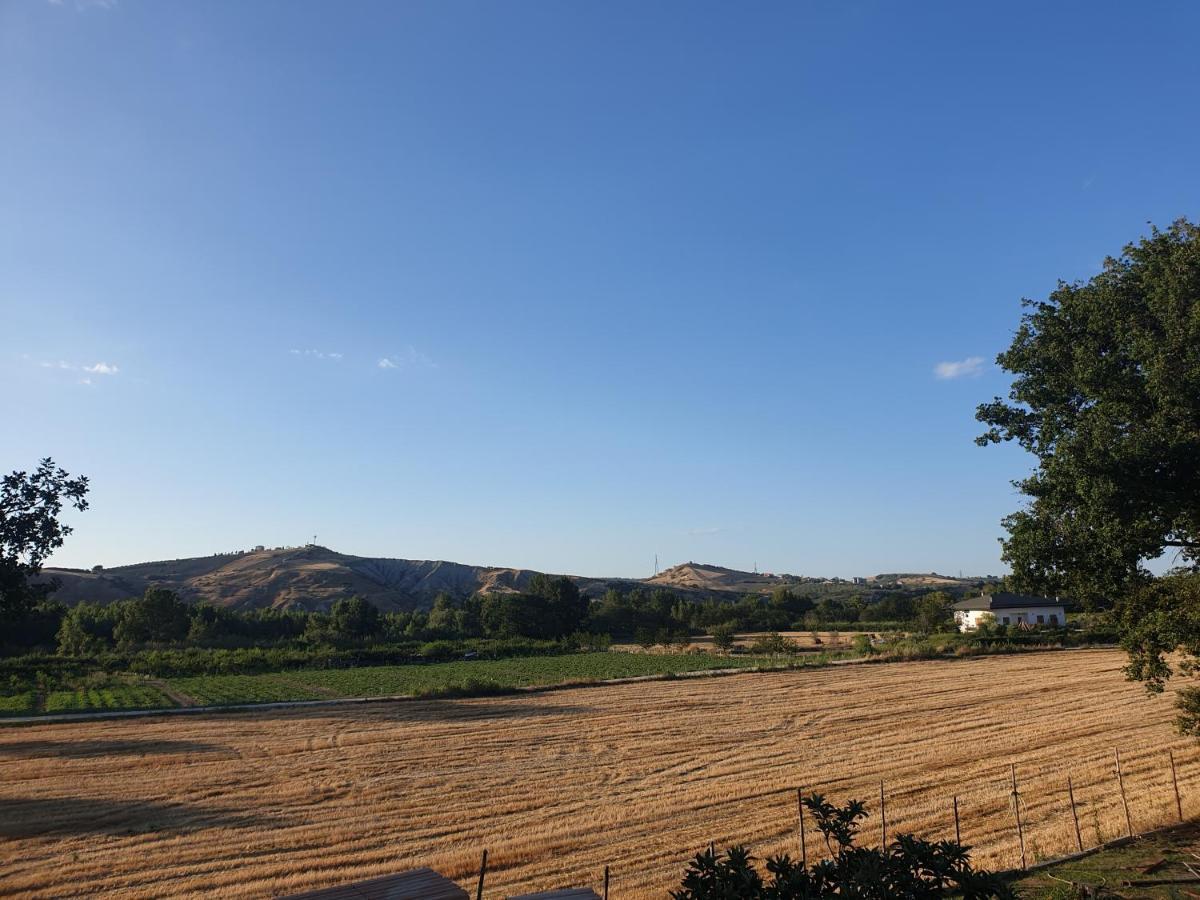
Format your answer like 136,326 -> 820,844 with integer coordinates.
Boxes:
0,458 -> 89,623
977,219 -> 1200,607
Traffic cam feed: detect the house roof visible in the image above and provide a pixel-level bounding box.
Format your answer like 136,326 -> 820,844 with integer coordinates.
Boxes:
951,592 -> 1064,612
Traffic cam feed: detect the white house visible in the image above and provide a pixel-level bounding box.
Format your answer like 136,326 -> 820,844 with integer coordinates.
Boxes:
952,592 -> 1066,632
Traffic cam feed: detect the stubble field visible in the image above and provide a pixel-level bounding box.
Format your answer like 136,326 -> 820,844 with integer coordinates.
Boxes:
2,649 -> 1196,899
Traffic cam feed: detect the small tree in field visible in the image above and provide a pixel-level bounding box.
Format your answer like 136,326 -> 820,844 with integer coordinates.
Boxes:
711,622 -> 737,651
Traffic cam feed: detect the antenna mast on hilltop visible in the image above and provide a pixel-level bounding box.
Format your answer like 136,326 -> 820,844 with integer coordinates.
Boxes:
654,554 -> 659,576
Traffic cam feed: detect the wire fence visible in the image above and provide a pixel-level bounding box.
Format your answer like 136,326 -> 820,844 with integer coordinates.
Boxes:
679,741 -> 1200,876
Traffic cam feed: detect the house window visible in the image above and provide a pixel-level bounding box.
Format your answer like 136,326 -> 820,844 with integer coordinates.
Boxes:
1017,616 -> 1025,624
1050,614 -> 1059,625
1036,615 -> 1045,624
1002,616 -> 1010,625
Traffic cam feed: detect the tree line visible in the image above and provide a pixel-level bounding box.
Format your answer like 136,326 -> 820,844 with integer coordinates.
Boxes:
3,578 -> 960,659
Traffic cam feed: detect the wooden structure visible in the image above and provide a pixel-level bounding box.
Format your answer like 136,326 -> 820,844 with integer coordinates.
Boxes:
280,867 -> 469,900
508,891 -> 602,900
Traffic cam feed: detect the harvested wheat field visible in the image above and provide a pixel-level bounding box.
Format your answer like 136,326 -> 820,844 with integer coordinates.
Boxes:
2,649 -> 1197,899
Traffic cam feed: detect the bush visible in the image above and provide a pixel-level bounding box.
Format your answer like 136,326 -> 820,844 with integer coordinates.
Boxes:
711,623 -> 737,651
747,632 -> 799,655
672,793 -> 1011,899
851,634 -> 874,655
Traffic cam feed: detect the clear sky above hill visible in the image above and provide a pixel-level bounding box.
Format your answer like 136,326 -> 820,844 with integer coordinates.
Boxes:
3,1 -> 1198,577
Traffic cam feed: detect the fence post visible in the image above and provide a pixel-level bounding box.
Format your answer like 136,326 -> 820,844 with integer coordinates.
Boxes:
1170,749 -> 1183,822
797,788 -> 807,865
603,865 -> 610,900
1010,764 -> 1026,870
1067,776 -> 1083,852
475,849 -> 488,900
879,780 -> 887,848
952,795 -> 961,846
1114,748 -> 1133,838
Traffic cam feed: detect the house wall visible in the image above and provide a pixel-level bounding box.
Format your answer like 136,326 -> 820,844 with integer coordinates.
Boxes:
955,606 -> 1065,632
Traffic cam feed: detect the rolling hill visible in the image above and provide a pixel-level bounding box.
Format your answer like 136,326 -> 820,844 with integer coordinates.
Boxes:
40,545 -> 576,612
38,548 -> 988,611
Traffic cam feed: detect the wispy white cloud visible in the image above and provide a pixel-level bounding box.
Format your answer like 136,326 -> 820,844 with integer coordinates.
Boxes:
48,0 -> 118,11
377,347 -> 435,371
687,527 -> 722,536
290,349 -> 343,361
37,359 -> 120,378
934,356 -> 985,380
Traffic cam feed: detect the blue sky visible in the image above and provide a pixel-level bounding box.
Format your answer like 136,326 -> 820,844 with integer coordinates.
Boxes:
2,1 -> 1197,577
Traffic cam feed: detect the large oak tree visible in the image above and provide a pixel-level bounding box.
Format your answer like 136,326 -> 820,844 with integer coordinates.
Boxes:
977,220 -> 1200,723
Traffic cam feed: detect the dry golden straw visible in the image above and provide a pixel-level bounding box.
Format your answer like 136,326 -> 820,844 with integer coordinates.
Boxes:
0,649 -> 1193,898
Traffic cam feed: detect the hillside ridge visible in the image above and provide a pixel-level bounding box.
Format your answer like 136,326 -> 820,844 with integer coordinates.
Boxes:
40,547 -> 990,612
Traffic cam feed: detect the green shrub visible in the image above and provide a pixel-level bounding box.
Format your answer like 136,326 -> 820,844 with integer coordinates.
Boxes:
747,633 -> 799,654
672,793 -> 1012,899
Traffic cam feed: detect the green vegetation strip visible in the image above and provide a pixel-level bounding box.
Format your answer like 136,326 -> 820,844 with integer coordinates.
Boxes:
168,652 -> 824,707
41,682 -> 177,715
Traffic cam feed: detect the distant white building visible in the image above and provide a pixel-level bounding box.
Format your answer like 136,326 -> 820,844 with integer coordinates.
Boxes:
952,593 -> 1066,632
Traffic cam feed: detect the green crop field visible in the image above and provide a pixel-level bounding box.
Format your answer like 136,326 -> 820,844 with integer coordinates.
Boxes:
169,651 -> 820,708
166,673 -> 332,706
41,682 -> 176,714
0,678 -> 177,718
0,652 -> 829,717
0,692 -> 36,716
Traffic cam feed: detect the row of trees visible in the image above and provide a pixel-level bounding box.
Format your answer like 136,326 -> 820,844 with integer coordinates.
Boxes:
10,580 -> 961,658
48,573 -> 591,656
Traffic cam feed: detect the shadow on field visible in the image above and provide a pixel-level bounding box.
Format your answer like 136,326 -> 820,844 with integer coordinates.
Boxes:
399,699 -> 593,722
0,738 -> 226,759
218,698 -> 594,724
0,796 -> 291,838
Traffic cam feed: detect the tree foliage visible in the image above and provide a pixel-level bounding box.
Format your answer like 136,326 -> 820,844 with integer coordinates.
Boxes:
977,219 -> 1200,607
113,587 -> 191,646
0,459 -> 89,623
671,793 -> 1011,899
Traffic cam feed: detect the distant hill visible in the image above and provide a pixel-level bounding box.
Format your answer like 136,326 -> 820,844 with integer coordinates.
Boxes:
40,546 -> 569,612
870,572 -> 999,587
646,562 -> 789,593
38,549 -> 988,611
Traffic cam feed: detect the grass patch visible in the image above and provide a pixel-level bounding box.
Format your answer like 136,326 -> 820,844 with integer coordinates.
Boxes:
1012,821 -> 1200,898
